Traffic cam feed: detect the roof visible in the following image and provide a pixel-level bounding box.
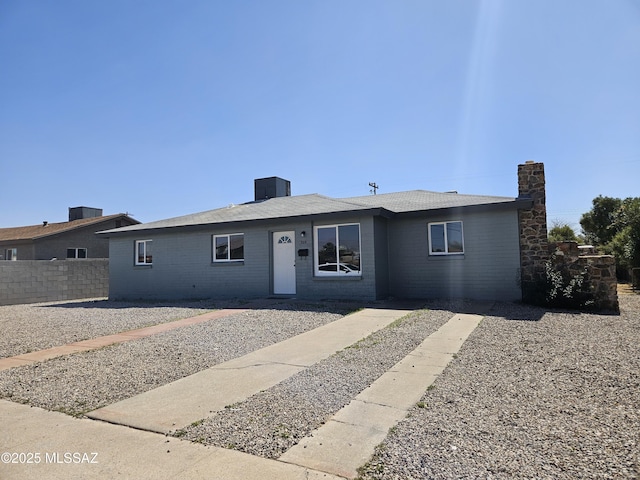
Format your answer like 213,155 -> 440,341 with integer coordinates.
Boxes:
99,190 -> 527,236
341,190 -> 521,213
0,214 -> 138,242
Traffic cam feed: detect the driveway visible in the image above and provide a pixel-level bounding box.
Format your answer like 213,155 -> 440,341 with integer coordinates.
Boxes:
0,296 -> 638,479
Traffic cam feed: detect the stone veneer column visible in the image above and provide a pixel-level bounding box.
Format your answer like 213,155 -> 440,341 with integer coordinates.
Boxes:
518,161 -> 549,287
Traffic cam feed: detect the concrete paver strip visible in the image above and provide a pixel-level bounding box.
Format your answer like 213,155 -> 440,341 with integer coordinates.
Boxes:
87,308 -> 411,434
8,345 -> 95,365
279,312 -> 484,479
0,357 -> 43,369
88,362 -> 306,433
0,308 -> 249,372
354,371 -> 440,410
0,400 -> 344,480
284,420 -> 388,479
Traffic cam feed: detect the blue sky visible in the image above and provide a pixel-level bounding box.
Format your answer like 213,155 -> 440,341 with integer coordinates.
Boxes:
1,1 -> 638,233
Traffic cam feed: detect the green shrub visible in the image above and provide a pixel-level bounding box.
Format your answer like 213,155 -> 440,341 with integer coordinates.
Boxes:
522,255 -> 595,310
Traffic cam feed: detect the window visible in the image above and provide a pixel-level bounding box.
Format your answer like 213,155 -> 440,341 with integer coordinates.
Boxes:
67,248 -> 87,259
135,240 -> 153,265
314,223 -> 361,275
4,248 -> 17,261
213,234 -> 244,262
278,235 -> 292,244
429,221 -> 464,255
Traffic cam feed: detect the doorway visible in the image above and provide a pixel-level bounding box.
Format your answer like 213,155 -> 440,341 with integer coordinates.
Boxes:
273,231 -> 296,295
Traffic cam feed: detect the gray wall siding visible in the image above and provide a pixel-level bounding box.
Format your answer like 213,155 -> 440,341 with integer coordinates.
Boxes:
373,217 -> 389,299
297,216 -> 378,301
1,242 -> 34,261
109,209 -> 521,302
109,216 -> 381,301
34,227 -> 108,260
388,209 -> 522,301
109,228 -> 271,300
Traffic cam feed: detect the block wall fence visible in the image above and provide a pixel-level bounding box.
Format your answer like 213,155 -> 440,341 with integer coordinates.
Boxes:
0,260 -> 108,306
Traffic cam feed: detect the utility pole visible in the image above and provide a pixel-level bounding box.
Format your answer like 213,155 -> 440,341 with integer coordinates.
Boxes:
369,182 -> 379,195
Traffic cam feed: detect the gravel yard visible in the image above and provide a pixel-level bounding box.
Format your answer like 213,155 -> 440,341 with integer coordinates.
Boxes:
0,298 -> 220,358
0,294 -> 638,479
357,294 -> 640,480
0,302 -> 353,415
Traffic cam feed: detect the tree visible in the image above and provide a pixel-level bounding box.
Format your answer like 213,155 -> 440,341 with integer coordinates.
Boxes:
607,197 -> 640,271
580,196 -> 622,245
548,221 -> 578,242
580,195 -> 640,276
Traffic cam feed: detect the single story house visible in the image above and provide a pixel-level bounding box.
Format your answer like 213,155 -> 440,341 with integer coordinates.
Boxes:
0,207 -> 139,260
98,162 -> 547,300
100,162 -> 548,302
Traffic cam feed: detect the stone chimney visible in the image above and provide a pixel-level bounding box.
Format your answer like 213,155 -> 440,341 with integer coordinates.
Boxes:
518,161 -> 549,288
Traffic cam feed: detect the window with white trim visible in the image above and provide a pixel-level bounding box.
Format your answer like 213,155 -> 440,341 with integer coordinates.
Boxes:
428,221 -> 464,255
4,248 -> 17,261
213,233 -> 244,262
314,223 -> 361,275
135,240 -> 153,265
67,248 -> 87,259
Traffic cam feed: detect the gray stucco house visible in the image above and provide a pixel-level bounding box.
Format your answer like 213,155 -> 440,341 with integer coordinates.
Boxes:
0,207 -> 139,261
100,162 -> 548,302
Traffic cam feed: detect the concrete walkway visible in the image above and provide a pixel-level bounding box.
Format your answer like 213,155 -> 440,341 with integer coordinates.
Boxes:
1,306 -> 486,480
87,308 -> 410,433
0,399 -> 342,480
279,313 -> 483,478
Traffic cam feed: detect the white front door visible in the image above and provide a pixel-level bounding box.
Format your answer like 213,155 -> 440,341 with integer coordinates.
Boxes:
273,231 -> 296,295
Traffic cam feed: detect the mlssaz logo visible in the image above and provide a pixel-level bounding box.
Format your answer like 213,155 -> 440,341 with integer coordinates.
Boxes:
45,452 -> 99,464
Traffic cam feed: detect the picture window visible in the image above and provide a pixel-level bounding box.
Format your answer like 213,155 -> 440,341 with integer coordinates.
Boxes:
314,224 -> 361,275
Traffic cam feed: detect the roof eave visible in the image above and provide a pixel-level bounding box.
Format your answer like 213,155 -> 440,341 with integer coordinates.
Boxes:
97,208 -> 393,237
396,198 -> 531,219
31,214 -> 139,241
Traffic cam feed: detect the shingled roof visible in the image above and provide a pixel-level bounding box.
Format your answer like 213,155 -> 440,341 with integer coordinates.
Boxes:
0,214 -> 138,242
341,190 -> 522,213
99,190 -> 529,236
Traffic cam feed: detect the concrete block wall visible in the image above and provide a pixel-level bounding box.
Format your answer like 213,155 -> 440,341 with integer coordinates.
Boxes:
0,260 -> 109,306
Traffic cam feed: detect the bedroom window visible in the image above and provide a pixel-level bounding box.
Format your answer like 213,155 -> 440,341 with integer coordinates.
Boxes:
135,240 -> 153,265
213,234 -> 244,262
67,248 -> 88,259
429,221 -> 464,255
314,223 -> 361,275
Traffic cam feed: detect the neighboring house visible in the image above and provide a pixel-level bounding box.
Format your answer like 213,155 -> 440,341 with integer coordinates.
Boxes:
99,162 -> 548,302
0,207 -> 139,260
